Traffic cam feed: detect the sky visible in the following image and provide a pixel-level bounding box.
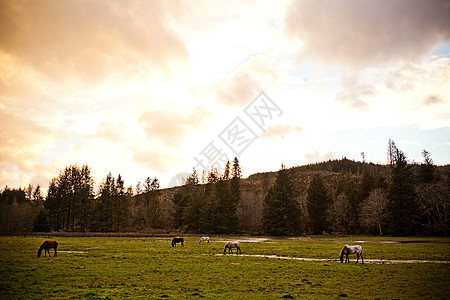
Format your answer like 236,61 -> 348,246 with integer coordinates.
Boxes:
0,0 -> 449,193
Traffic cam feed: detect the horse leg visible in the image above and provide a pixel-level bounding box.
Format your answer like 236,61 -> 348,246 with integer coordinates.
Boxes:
356,253 -> 359,263
54,247 -> 57,257
361,253 -> 364,264
47,249 -> 51,257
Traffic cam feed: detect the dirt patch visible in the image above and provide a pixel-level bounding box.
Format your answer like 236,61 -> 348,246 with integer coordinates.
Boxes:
217,254 -> 450,264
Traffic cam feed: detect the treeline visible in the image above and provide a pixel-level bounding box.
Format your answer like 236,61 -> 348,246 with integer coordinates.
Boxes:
261,140 -> 449,236
1,140 -> 449,236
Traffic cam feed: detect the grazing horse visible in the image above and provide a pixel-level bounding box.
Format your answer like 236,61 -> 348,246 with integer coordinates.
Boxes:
37,240 -> 58,257
223,241 -> 241,254
340,245 -> 363,264
199,236 -> 210,245
172,238 -> 184,247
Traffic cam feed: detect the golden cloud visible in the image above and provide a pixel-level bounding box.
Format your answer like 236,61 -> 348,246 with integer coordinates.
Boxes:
0,0 -> 188,82
138,106 -> 210,147
216,56 -> 278,106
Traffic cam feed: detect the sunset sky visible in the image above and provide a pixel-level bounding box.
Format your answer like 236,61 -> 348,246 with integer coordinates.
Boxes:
1,0 -> 449,192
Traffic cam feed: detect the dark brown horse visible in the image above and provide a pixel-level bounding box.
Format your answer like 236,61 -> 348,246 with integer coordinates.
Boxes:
172,238 -> 184,247
37,240 -> 58,257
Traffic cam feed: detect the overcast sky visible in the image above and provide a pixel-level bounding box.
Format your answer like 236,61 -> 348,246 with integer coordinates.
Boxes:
1,0 -> 449,192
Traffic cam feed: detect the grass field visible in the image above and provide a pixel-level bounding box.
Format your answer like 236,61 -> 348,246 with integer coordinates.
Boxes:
1,235 -> 449,299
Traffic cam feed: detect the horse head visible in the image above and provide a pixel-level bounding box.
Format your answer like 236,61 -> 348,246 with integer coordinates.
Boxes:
340,245 -> 348,263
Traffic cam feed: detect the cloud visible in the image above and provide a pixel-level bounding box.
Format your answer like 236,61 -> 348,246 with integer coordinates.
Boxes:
216,56 -> 278,106
305,151 -> 336,164
335,84 -> 375,108
334,71 -> 376,108
138,106 -> 210,146
260,124 -> 303,140
423,95 -> 444,106
0,108 -> 62,189
93,122 -> 129,143
132,146 -> 183,173
0,108 -> 53,172
0,0 -> 188,82
285,0 -> 450,69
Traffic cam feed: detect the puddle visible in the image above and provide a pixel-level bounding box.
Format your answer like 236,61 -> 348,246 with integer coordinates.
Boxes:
354,240 -> 399,244
215,238 -> 273,243
216,254 -> 450,264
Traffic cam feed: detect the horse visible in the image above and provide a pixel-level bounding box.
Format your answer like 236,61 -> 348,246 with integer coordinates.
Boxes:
199,236 -> 210,245
172,237 -> 184,247
223,241 -> 241,254
37,240 -> 58,257
340,245 -> 363,264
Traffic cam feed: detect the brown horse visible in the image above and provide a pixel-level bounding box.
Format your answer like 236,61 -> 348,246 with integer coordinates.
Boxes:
37,240 -> 58,257
340,245 -> 363,264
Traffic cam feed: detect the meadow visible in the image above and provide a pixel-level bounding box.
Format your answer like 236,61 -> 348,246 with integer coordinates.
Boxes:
0,235 -> 449,299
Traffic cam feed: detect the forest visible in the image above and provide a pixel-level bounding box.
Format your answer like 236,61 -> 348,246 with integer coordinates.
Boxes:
1,139 -> 449,236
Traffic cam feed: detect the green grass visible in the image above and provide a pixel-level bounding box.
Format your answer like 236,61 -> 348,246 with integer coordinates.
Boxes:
0,235 -> 449,299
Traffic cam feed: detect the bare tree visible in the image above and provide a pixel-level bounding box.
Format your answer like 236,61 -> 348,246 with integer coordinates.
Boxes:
415,181 -> 449,235
360,188 -> 388,235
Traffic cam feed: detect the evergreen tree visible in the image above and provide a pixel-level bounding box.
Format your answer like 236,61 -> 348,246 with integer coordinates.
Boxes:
147,177 -> 161,228
213,178 -> 233,233
228,157 -> 242,233
33,208 -> 51,232
263,165 -> 301,235
45,165 -> 94,232
90,172 -> 115,232
182,168 -> 204,232
307,173 -> 332,234
359,166 -> 374,202
172,190 -> 187,228
387,142 -> 417,235
335,172 -> 359,233
186,168 -> 199,185
418,150 -> 436,184
223,160 -> 231,180
114,174 -> 130,231
232,157 -> 242,178
45,178 -> 63,231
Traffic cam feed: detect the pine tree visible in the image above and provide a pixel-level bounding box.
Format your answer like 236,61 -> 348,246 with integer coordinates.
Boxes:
387,142 -> 417,235
335,172 -> 359,233
307,173 -> 332,234
45,165 -> 94,232
182,168 -> 204,232
263,165 -> 301,235
33,208 -> 51,232
223,161 -> 231,180
232,157 -> 242,178
418,150 -> 436,184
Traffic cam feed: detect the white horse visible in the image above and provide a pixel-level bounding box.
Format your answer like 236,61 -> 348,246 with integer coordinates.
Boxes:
199,236 -> 210,245
223,241 -> 241,254
340,245 -> 364,264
